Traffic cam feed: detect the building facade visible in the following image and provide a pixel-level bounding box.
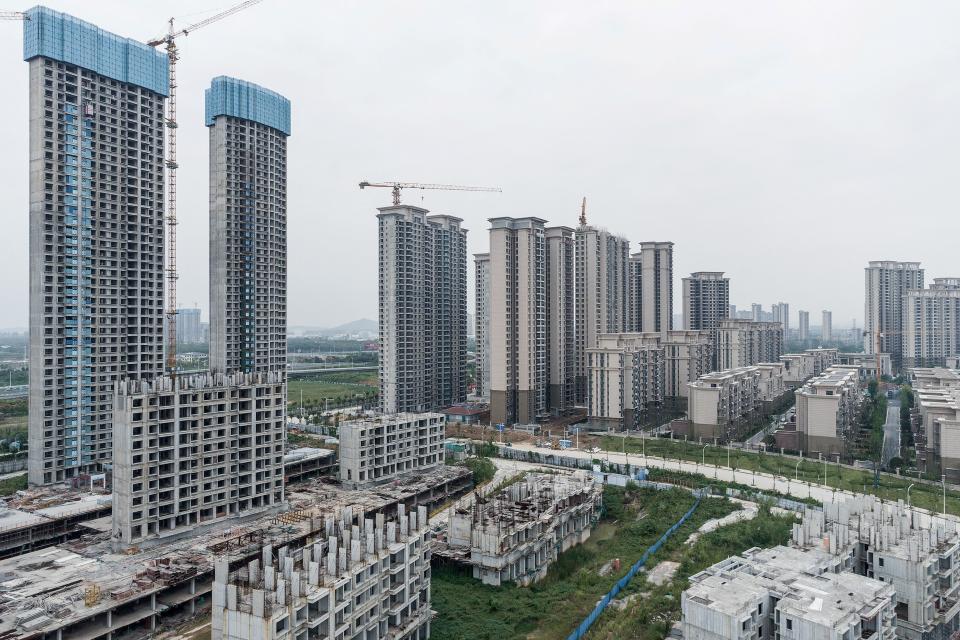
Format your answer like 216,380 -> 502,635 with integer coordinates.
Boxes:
903,278 -> 960,369
474,253 -> 491,400
587,334 -> 664,430
627,242 -> 674,335
716,319 -> 784,370
685,365 -> 785,441
794,365 -> 861,457
378,207 -> 468,414
338,413 -> 444,489
546,227 -> 576,414
821,309 -> 832,341
865,260 -> 924,369
25,7 -> 169,485
771,302 -> 790,335
112,371 -> 286,545
574,222 -> 629,402
207,76 -> 290,375
176,308 -> 203,344
212,505 -> 433,640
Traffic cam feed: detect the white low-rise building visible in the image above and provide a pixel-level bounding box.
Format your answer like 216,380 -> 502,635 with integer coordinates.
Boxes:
338,413 -> 444,489
913,369 -> 960,480
686,365 -> 786,441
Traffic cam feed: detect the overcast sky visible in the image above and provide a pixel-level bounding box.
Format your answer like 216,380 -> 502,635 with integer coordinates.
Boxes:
2,1 -> 959,331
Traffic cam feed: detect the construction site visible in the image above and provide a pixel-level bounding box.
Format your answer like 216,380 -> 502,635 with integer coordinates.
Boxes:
433,471 -> 603,587
0,465 -> 471,640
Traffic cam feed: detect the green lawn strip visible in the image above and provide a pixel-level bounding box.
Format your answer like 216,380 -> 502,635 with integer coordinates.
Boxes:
0,474 -> 27,496
430,486 -> 736,640
286,378 -> 377,408
585,504 -> 796,640
600,436 -> 959,515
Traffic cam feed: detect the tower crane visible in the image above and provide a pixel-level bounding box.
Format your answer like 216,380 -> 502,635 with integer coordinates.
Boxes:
147,0 -> 264,373
358,181 -> 501,206
0,11 -> 27,20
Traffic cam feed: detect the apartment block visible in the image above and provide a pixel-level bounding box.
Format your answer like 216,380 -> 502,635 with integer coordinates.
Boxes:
112,371 -> 286,545
437,472 -> 602,586
771,301 -> 790,335
717,319 -> 784,370
25,7 -> 169,485
627,241 -> 674,335
682,272 -> 730,333
488,218 -> 574,425
798,310 -> 809,340
587,334 -> 664,430
822,309 -> 833,341
903,278 -> 960,369
794,365 -> 861,457
546,227 -> 576,414
686,365 -> 785,441
207,77 -> 290,375
378,207 -> 468,414
574,222 -> 629,402
683,544 -> 896,640
865,260 -> 924,370
913,368 -> 960,480
751,303 -> 763,322
338,413 -> 444,489
474,253 -> 490,399
837,351 -> 892,379
212,504 -> 432,640
662,330 -> 714,398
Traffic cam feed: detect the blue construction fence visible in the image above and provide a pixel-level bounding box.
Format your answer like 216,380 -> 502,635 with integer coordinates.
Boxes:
565,492 -> 704,640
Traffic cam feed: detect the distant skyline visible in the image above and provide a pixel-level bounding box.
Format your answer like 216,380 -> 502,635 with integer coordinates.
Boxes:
2,2 -> 960,329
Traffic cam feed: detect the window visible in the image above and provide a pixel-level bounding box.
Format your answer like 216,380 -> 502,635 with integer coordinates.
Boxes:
786,619 -> 792,630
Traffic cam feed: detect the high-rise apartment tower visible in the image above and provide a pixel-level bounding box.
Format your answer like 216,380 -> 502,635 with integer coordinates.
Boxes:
207,76 -> 290,374
25,8 -> 169,485
798,310 -> 810,341
474,253 -> 491,400
378,207 -> 468,414
574,222 -> 629,402
865,260 -> 924,369
628,242 -> 674,335
821,310 -> 832,341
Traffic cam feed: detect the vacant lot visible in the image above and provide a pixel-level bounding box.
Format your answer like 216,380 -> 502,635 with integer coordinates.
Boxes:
430,486 -> 736,640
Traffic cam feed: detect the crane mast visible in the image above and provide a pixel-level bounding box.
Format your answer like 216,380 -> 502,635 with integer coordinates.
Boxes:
147,1 -> 263,374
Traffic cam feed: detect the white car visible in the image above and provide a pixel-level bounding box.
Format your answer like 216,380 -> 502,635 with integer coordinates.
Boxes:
590,447 -> 602,454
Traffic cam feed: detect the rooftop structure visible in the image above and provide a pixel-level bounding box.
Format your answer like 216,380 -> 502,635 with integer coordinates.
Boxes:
435,472 -> 602,586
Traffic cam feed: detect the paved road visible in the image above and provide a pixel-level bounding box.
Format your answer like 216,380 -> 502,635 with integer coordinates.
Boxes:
882,401 -> 901,467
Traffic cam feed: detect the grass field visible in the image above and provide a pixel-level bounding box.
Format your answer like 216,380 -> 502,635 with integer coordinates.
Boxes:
599,435 -> 960,515
430,486 -> 736,640
287,376 -> 377,410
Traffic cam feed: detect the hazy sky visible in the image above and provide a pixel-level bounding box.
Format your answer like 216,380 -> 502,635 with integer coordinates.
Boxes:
2,1 -> 959,331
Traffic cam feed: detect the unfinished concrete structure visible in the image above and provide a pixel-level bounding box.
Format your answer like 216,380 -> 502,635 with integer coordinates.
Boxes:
212,504 -> 432,640
112,371 -> 286,545
378,207 -> 468,414
338,413 -> 444,489
683,544 -> 896,640
574,220 -> 630,404
283,447 -> 336,485
207,77 -> 290,375
794,365 -> 862,457
437,472 -> 602,586
717,319 -> 784,371
791,495 -> 960,640
24,7 -> 169,485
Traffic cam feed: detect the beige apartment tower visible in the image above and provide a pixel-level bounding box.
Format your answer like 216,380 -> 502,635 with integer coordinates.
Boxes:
865,260 -> 924,370
628,242 -> 674,335
574,220 -> 629,403
488,218 -> 574,426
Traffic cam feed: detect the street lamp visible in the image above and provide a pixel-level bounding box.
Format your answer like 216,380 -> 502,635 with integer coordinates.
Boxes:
943,474 -> 947,516
702,443 -> 709,467
796,458 -> 802,481
906,483 -> 915,508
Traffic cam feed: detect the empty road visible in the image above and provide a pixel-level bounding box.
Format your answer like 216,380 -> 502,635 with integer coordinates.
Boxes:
882,401 -> 901,467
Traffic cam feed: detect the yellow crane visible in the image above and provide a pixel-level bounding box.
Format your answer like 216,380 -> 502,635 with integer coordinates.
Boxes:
359,181 -> 501,206
147,1 -> 265,373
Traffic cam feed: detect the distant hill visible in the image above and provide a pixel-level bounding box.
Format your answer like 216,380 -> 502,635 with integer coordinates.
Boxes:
288,318 -> 378,337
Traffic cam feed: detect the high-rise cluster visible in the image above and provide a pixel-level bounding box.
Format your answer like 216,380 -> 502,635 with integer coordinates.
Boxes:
864,260 -> 924,368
